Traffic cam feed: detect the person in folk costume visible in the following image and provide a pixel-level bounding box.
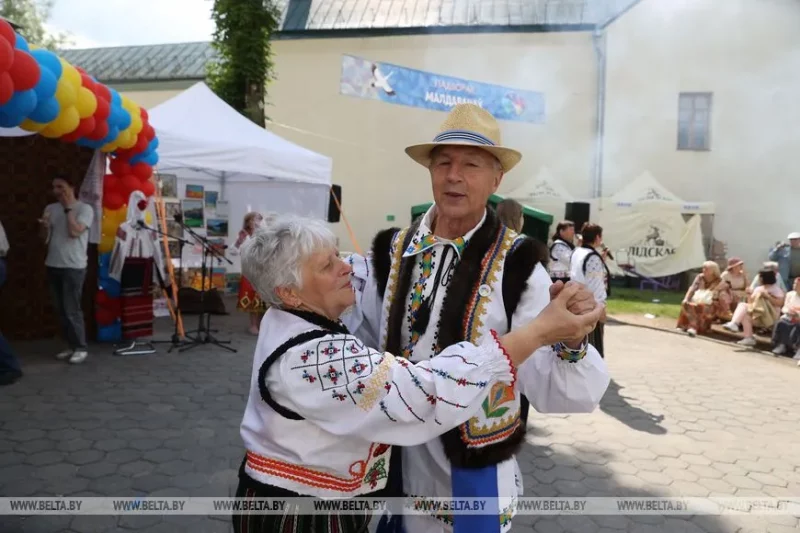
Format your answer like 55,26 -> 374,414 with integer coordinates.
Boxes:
233,215 -> 601,533
108,191 -> 170,284
108,191 -> 171,340
342,104 -> 610,533
548,221 -> 576,283
233,211 -> 270,334
568,223 -> 610,357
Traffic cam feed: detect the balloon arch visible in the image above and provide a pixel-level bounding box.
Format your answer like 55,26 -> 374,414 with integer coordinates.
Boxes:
0,20 -> 160,341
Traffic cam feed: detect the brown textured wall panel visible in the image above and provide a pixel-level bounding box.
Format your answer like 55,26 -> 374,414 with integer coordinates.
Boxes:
0,135 -> 97,341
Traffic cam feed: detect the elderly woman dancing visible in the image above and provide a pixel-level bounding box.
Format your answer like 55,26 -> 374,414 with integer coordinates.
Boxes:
234,215 -> 603,533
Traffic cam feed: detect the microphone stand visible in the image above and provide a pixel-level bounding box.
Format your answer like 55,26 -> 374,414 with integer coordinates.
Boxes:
139,220 -> 195,353
177,218 -> 236,353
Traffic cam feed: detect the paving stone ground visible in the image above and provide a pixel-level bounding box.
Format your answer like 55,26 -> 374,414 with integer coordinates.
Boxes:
2,307 -> 800,533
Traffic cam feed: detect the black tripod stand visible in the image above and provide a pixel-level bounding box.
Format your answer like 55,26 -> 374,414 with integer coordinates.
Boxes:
178,218 -> 236,353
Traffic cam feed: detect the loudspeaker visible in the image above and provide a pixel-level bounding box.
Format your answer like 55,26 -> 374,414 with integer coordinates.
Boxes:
328,184 -> 342,223
565,202 -> 591,232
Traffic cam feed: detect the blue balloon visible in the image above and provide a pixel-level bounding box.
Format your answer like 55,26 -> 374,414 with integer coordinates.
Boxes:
31,49 -> 62,79
100,125 -> 119,146
14,33 -> 29,52
144,152 -> 159,166
115,107 -> 131,130
129,153 -> 144,165
33,68 -> 58,100
110,89 -> 121,106
0,110 -> 24,128
28,97 -> 59,123
0,88 -> 38,117
148,137 -> 159,151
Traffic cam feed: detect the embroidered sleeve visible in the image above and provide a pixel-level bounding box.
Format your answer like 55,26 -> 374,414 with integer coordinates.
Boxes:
340,253 -> 383,349
509,263 -> 611,413
268,332 -> 515,446
583,255 -> 608,305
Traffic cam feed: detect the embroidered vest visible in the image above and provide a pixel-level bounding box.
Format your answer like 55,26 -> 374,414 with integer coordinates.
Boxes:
580,247 -> 612,298
372,210 -> 543,468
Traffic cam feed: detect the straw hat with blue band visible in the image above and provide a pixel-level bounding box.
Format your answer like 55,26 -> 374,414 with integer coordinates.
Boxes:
404,104 -> 523,172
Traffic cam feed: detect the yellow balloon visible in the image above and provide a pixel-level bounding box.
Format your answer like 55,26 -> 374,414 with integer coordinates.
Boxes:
118,131 -> 137,149
59,60 -> 82,90
41,106 -> 80,138
75,87 -> 97,119
111,206 -> 128,224
99,234 -> 115,254
54,78 -> 77,108
19,118 -> 47,132
101,214 -> 120,237
129,115 -> 143,136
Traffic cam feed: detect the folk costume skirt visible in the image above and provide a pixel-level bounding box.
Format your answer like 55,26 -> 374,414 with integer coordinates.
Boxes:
233,459 -> 372,533
237,275 -> 268,314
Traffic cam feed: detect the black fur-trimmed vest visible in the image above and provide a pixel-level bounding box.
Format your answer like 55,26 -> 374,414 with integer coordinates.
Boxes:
371,209 -> 546,469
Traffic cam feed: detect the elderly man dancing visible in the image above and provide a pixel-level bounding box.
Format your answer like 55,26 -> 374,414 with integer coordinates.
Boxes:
343,104 -> 610,533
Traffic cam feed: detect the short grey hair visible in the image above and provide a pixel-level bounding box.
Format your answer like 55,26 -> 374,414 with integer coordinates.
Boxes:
240,215 -> 337,308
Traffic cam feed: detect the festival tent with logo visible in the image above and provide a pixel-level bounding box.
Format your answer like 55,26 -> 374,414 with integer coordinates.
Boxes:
506,166 -> 574,220
597,172 -> 712,278
607,171 -> 715,214
149,83 -> 332,273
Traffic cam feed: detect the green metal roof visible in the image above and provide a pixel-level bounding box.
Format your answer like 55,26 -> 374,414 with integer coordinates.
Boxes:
278,0 -> 641,31
59,1 -> 640,83
61,42 -> 215,84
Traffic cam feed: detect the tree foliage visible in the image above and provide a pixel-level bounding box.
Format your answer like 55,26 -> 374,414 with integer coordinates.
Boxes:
0,0 -> 71,51
208,0 -> 280,126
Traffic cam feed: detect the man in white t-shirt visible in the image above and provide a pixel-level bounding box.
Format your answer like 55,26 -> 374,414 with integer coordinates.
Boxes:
39,176 -> 94,364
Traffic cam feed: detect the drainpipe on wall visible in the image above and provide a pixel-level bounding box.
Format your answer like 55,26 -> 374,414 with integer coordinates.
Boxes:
591,27 -> 608,206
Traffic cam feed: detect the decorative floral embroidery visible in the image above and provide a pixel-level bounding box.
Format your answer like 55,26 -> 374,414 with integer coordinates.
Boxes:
349,360 -> 368,375
322,365 -> 343,385
379,400 -> 397,422
401,249 -> 435,357
300,350 -> 313,363
346,342 -> 360,354
420,366 -> 488,388
321,342 -> 340,358
301,370 -> 316,383
353,352 -> 391,411
363,458 -> 388,488
380,229 -> 408,350
372,443 -> 390,457
332,390 -> 347,402
482,382 -> 516,419
553,341 -> 588,363
352,381 -> 366,395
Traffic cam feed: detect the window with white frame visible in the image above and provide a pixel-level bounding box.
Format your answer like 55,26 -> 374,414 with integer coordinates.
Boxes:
678,92 -> 712,151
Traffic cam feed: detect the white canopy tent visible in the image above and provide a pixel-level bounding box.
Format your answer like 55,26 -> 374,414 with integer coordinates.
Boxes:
608,171 -> 715,214
149,82 -> 333,272
506,166 -> 574,220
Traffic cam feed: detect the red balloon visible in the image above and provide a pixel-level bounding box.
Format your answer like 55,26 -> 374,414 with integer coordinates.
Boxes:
8,50 -> 40,91
140,108 -> 148,121
80,73 -> 96,92
0,72 -> 12,105
104,192 -> 125,210
131,162 -> 152,181
109,158 -> 131,177
0,21 -> 15,45
121,174 -> 141,197
131,133 -> 148,155
142,124 -> 155,140
87,120 -> 109,141
140,179 -> 155,197
75,116 -> 96,137
0,37 -> 13,72
60,129 -> 84,143
95,84 -> 111,103
93,97 -> 110,121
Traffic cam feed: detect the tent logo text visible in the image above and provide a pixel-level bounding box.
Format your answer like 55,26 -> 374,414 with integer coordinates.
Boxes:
628,225 -> 677,258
